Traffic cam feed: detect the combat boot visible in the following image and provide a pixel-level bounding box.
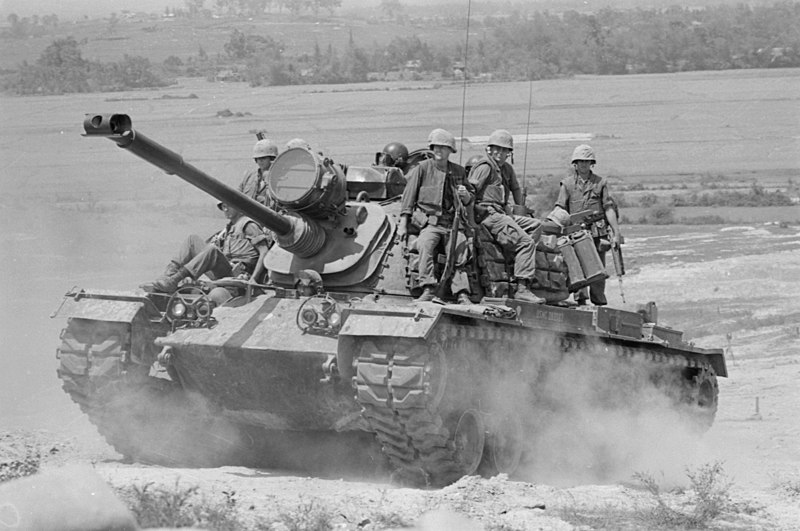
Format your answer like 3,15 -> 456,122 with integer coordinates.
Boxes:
456,291 -> 472,305
415,286 -> 436,302
151,267 -> 190,294
514,282 -> 545,304
163,260 -> 182,277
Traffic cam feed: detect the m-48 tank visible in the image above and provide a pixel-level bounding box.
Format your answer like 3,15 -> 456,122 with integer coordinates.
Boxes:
52,114 -> 726,487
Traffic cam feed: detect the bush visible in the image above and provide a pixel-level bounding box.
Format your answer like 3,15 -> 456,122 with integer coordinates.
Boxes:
0,449 -> 41,483
671,185 -> 794,207
639,193 -> 659,208
681,215 -> 726,225
639,205 -> 675,225
634,461 -> 732,528
117,481 -> 251,530
276,498 -> 335,530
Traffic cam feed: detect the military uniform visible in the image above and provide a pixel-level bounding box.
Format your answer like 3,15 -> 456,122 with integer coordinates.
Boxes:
469,158 -> 537,282
556,170 -> 615,305
400,158 -> 472,294
238,167 -> 276,209
171,216 -> 268,280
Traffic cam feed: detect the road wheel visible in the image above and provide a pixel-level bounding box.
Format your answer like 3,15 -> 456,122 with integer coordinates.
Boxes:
452,409 -> 486,476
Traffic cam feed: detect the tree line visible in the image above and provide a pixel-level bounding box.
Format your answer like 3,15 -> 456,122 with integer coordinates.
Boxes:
3,2 -> 799,94
4,37 -> 169,95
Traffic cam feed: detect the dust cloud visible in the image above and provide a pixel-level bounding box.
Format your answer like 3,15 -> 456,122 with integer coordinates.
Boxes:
89,377 -> 387,480
480,335 -> 711,489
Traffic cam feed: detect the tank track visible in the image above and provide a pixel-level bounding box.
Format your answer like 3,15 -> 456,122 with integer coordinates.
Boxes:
57,317 -> 251,467
353,322 -> 718,487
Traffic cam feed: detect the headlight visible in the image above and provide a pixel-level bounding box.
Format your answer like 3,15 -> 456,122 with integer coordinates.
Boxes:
171,302 -> 186,318
328,312 -> 341,328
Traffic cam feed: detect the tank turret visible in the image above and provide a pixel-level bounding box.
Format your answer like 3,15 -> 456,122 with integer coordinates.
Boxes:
83,114 -> 399,291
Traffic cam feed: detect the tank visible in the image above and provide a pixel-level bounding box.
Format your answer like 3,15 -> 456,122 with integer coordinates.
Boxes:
52,114 -> 726,487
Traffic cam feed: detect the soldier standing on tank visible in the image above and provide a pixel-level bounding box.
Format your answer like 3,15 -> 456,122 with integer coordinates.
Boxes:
555,144 -> 621,306
147,202 -> 271,293
469,130 -> 545,304
398,128 -> 474,304
239,138 -> 278,208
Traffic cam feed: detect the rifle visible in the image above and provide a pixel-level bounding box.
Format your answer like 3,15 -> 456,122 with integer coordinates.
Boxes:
568,209 -> 605,230
610,231 -> 626,303
437,176 -> 468,300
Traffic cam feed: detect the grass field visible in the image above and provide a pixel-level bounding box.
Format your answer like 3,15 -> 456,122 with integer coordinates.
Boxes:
2,68 -> 798,201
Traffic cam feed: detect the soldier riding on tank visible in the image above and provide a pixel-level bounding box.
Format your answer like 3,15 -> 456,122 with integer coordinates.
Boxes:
375,142 -> 410,172
555,144 -> 622,306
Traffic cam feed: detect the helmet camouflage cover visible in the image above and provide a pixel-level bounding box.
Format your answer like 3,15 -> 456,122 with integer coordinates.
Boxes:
427,128 -> 457,153
571,144 -> 596,163
487,129 -> 514,151
253,139 -> 278,158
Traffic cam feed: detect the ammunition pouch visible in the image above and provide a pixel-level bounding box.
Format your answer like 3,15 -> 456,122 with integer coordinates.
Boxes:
410,210 -> 429,230
590,218 -> 609,238
410,209 -> 454,230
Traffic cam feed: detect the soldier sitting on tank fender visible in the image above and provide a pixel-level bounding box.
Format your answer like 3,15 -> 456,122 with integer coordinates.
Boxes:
555,144 -> 622,306
469,130 -> 545,304
146,202 -> 270,294
398,128 -> 474,304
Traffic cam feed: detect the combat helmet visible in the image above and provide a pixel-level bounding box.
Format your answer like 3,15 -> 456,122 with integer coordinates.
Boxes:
571,144 -> 596,164
488,129 -> 514,151
427,128 -> 457,153
375,142 -> 409,167
253,139 -> 278,159
465,154 -> 483,174
547,206 -> 572,228
285,138 -> 312,151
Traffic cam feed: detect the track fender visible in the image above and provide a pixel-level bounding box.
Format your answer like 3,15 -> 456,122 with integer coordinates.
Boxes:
52,290 -> 167,368
336,306 -> 444,381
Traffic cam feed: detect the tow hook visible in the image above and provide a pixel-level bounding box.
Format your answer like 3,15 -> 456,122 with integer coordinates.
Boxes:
320,354 -> 339,383
157,346 -> 174,366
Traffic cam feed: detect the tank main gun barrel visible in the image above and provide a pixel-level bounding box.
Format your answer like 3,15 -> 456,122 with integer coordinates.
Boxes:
83,114 -> 326,257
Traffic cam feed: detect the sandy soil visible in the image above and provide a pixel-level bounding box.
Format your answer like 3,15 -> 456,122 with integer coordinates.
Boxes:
3,224 -> 799,530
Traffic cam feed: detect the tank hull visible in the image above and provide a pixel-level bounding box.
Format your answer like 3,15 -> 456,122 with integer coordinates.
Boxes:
54,288 -> 724,485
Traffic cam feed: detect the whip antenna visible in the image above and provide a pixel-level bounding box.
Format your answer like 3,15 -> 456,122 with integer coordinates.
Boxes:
457,0 -> 472,164
521,73 -> 534,190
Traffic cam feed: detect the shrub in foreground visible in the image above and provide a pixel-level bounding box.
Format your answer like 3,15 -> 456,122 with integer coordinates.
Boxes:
116,481 -> 249,530
634,461 -> 732,528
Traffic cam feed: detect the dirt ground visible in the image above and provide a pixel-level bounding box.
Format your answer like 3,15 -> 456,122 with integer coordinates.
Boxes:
2,223 -> 799,530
